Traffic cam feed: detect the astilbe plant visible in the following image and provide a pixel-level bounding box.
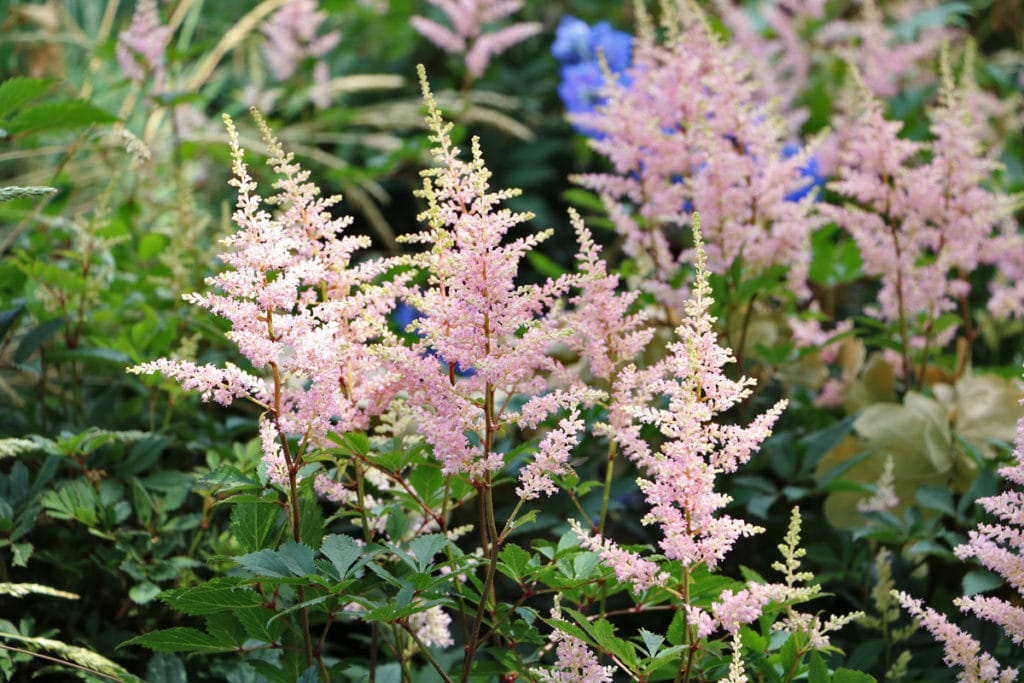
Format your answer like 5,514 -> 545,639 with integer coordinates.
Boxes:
541,221 -> 859,681
827,58 -> 1023,385
571,3 -> 821,325
130,108 -> 403,524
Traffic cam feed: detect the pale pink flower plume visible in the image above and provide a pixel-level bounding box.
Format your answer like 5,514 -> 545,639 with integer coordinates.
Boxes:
116,0 -> 171,91
389,68 -> 585,481
573,10 -> 821,317
262,0 -> 340,107
569,519 -> 668,595
573,222 -> 784,602
562,208 -> 653,380
411,0 -> 541,78
131,110 -> 402,499
894,591 -> 1017,682
712,0 -> 825,131
828,64 -> 1024,350
819,0 -> 949,99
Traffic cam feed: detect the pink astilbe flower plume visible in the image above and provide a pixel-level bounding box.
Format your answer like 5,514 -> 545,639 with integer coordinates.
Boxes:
389,66 -> 591,483
573,217 -> 786,590
130,109 -> 402,500
117,0 -> 172,92
572,6 -> 821,318
828,59 -> 1024,375
411,0 -> 541,78
261,0 -> 341,108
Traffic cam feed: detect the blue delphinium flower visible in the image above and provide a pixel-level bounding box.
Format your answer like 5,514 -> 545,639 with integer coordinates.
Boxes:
552,15 -> 633,134
782,143 -> 826,202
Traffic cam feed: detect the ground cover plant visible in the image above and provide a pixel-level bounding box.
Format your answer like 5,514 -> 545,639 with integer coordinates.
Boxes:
2,0 -> 1024,681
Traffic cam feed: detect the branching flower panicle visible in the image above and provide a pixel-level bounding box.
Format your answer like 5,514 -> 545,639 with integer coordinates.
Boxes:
391,66 -> 590,482
131,110 -> 400,499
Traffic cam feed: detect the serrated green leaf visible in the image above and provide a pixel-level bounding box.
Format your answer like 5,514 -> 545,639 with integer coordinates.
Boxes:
160,579 -> 263,615
122,627 -> 236,654
236,548 -> 292,577
808,651 -> 830,683
0,77 -> 52,119
2,630 -> 141,681
231,502 -> 282,554
7,101 -> 116,135
638,628 -> 663,658
321,534 -> 363,580
235,606 -> 284,643
196,466 -> 261,494
278,541 -> 316,576
407,533 -> 446,572
498,543 -> 531,581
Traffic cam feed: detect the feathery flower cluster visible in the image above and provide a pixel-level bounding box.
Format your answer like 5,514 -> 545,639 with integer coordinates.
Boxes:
828,64 -> 1024,351
894,591 -> 1016,683
575,222 -> 785,595
711,0 -> 825,132
571,7 -> 822,315
130,110 -> 400,497
562,207 -> 653,381
389,67 -> 585,481
411,0 -> 541,79
818,0 -> 948,99
261,0 -> 340,108
551,16 -> 632,128
116,0 -> 171,92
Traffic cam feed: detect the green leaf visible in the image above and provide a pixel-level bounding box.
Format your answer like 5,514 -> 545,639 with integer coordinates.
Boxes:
638,629 -> 663,658
527,251 -> 567,278
129,582 -> 162,605
160,579 -> 263,615
234,606 -> 284,643
498,543 -> 532,582
407,533 -> 446,572
808,651 -> 830,683
320,534 -> 363,580
0,77 -> 52,119
231,501 -> 282,553
13,317 -> 64,364
45,347 -> 131,365
666,609 -> 687,647
236,549 -> 292,577
916,486 -> 956,516
327,431 -> 370,457
196,465 -> 261,494
0,583 -> 78,599
122,627 -> 236,654
298,496 -> 324,549
0,306 -> 24,343
278,542 -> 316,576
962,569 -> 1003,596
7,101 -> 117,135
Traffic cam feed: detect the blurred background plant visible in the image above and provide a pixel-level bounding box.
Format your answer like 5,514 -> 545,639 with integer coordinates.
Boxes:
0,0 -> 1022,680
